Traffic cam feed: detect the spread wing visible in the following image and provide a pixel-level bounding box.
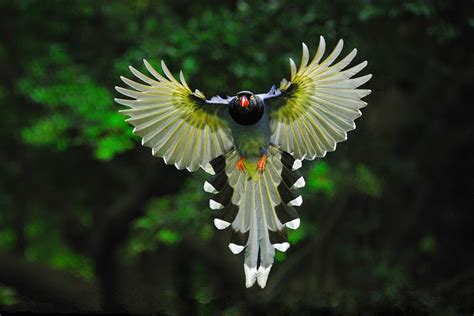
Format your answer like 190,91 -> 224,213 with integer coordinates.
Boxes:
261,36 -> 372,160
115,60 -> 234,171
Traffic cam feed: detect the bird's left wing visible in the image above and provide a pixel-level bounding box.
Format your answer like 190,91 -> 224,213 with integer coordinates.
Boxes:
116,60 -> 234,171
261,36 -> 372,160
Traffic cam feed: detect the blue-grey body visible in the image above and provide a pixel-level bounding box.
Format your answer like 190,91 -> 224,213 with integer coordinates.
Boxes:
226,97 -> 272,158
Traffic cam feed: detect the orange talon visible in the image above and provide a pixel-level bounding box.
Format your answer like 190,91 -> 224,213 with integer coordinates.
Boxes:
256,154 -> 267,173
236,157 -> 245,172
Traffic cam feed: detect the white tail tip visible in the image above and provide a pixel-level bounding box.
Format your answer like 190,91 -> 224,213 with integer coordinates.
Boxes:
292,159 -> 302,171
203,181 -> 217,193
204,163 -> 215,175
214,218 -> 230,230
257,265 -> 273,288
292,176 -> 306,189
204,181 -> 217,193
228,243 -> 245,254
286,218 -> 300,230
244,264 -> 258,288
209,199 -> 224,210
289,195 -> 303,207
273,242 -> 290,252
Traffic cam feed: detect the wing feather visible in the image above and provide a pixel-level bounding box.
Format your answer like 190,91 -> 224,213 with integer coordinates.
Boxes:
116,60 -> 234,171
266,36 -> 371,160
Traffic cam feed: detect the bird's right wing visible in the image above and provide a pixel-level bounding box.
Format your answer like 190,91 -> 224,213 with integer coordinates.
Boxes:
116,60 -> 234,171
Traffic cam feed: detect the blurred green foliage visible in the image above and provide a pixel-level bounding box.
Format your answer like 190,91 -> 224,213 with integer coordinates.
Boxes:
0,0 -> 472,314
18,44 -> 134,159
0,286 -> 16,306
125,177 -> 214,257
23,211 -> 94,280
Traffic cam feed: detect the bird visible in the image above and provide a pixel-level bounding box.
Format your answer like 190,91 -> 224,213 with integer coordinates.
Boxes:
115,36 -> 372,288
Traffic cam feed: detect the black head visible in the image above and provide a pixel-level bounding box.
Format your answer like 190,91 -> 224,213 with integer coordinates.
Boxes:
229,91 -> 264,126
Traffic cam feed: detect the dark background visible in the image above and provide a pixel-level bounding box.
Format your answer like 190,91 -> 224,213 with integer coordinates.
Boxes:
0,0 -> 473,314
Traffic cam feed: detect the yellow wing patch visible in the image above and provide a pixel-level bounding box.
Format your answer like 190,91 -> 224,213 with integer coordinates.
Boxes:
116,60 -> 234,171
270,36 -> 372,160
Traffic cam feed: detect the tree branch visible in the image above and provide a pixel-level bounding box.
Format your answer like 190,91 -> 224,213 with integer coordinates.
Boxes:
0,253 -> 100,311
91,160 -> 186,311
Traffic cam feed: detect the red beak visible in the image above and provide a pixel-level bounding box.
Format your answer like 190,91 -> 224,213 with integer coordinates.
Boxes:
240,96 -> 249,107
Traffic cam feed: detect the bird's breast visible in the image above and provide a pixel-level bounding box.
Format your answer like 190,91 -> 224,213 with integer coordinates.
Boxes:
229,114 -> 271,159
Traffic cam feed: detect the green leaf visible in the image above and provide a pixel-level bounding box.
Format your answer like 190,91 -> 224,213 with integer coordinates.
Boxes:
198,224 -> 214,241
157,228 -> 182,245
288,224 -> 306,244
307,162 -> 336,196
95,134 -> 134,160
354,164 -> 382,197
21,114 -> 71,150
0,286 -> 17,306
18,44 -> 134,160
0,229 -> 16,251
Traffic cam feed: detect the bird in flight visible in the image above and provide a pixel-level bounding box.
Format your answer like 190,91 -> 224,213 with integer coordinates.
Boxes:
116,36 -> 372,288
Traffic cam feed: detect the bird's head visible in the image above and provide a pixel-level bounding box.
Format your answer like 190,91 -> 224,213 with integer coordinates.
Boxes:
236,91 -> 254,108
229,91 -> 264,125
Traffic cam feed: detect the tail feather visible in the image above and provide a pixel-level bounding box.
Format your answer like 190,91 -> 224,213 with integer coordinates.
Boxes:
203,147 -> 305,288
243,181 -> 259,287
214,204 -> 238,227
229,230 -> 249,249
210,183 -> 233,207
274,203 -> 301,229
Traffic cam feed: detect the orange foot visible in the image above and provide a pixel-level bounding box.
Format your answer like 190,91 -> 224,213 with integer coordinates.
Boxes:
256,154 -> 267,173
236,157 -> 245,172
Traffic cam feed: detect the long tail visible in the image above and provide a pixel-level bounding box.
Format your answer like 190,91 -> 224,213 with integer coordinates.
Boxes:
203,146 -> 305,288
